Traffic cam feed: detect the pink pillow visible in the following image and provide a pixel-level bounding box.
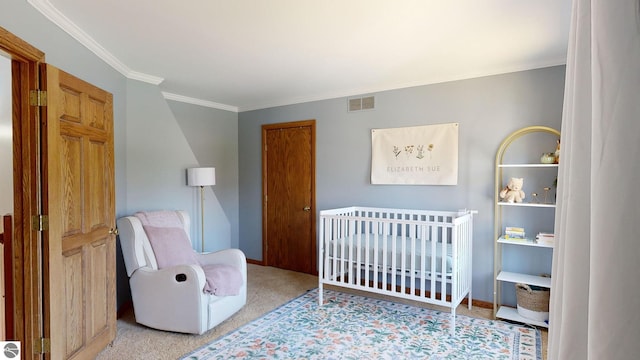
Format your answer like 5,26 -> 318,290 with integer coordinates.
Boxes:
143,225 -> 197,269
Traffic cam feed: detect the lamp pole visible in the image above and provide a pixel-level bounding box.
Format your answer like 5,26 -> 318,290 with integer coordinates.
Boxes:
200,185 -> 205,252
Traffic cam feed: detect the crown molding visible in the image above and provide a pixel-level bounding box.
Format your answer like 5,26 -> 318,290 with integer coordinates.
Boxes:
127,71 -> 164,85
162,92 -> 238,113
238,59 -> 567,112
27,0 -> 164,85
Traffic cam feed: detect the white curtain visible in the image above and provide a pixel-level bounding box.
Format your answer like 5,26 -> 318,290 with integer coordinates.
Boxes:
549,1 -> 640,359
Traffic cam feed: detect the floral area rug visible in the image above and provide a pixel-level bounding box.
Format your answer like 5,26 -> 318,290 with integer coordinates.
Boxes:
182,289 -> 541,359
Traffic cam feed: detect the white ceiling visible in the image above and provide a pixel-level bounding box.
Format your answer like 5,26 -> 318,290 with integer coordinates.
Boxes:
30,0 -> 572,112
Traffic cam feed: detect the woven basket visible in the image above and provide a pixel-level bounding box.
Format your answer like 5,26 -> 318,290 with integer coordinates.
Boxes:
515,283 -> 550,320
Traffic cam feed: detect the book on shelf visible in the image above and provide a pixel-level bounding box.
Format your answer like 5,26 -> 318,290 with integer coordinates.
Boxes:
504,226 -> 525,239
500,236 -> 535,244
536,232 -> 555,245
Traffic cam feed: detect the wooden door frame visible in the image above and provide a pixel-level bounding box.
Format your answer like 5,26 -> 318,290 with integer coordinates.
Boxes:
0,26 -> 46,357
261,120 -> 317,274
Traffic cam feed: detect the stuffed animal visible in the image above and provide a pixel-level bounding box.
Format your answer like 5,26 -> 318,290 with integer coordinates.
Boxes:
500,177 -> 525,203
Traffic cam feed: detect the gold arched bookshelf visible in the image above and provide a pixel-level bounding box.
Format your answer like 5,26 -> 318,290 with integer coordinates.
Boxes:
493,126 -> 560,327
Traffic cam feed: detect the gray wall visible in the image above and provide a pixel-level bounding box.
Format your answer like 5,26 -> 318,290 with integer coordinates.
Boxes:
238,65 -> 566,303
124,80 -> 237,252
1,0 -> 240,308
169,101 -> 240,249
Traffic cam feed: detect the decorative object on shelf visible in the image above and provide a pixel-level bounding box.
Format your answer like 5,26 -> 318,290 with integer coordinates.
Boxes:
515,282 -> 550,322
187,167 -> 216,252
542,187 -> 552,204
540,152 -> 556,164
531,192 -> 538,203
499,177 -> 525,203
554,139 -> 560,164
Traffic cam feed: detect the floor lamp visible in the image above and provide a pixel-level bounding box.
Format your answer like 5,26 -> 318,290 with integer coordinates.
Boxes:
187,167 -> 215,252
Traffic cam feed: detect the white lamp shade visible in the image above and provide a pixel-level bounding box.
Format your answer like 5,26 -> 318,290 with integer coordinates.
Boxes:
187,167 -> 216,186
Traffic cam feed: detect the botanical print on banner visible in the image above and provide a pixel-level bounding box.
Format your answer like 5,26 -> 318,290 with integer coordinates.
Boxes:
371,123 -> 458,185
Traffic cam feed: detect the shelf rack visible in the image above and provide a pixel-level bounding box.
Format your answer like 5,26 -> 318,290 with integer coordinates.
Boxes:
493,125 -> 560,328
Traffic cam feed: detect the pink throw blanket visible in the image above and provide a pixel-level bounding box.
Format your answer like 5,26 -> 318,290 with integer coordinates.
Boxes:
134,210 -> 183,228
201,264 -> 243,296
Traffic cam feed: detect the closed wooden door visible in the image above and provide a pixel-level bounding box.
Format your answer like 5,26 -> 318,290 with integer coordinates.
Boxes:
262,120 -> 316,274
41,64 -> 116,359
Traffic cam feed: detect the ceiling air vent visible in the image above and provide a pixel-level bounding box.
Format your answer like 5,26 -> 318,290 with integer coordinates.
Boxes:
348,95 -> 375,112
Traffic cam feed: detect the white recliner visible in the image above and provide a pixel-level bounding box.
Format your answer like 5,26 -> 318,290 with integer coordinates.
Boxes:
117,210 -> 247,334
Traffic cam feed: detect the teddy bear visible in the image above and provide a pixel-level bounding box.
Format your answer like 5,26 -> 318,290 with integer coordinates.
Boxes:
500,177 -> 525,203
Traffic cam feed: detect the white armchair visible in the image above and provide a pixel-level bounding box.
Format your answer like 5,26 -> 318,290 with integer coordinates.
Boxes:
117,210 -> 247,334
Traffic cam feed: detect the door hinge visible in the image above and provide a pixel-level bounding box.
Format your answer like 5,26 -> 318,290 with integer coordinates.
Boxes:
29,90 -> 47,106
32,214 -> 49,231
34,337 -> 50,354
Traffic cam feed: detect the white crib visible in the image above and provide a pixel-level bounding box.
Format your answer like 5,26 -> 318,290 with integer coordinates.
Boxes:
318,206 -> 475,336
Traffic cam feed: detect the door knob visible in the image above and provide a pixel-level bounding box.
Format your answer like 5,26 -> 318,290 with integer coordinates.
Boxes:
109,228 -> 119,236
303,206 -> 311,211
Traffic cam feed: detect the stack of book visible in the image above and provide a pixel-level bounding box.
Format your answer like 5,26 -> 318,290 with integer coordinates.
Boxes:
504,227 -> 526,239
536,232 -> 555,245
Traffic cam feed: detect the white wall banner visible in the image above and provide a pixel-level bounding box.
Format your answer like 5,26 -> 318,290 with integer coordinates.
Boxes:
371,123 -> 458,185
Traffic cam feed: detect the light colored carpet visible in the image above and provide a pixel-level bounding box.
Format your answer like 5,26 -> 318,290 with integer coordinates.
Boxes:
97,264 -> 547,359
183,289 -> 541,359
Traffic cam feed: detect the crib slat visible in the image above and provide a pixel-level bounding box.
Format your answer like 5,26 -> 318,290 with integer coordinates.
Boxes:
355,219 -> 361,287
382,222 -> 388,291
400,220 -> 407,294
372,217 -> 378,290
330,217 -> 335,281
390,217 -> 396,292
430,224 -> 437,300
420,225 -> 427,298
348,217 -> 352,283
365,222 -> 370,288
333,219 -> 346,281
441,224 -> 448,303
409,223 -> 416,297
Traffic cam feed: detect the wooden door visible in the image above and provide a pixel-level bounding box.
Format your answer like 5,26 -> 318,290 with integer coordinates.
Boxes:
41,64 -> 116,359
262,120 -> 316,274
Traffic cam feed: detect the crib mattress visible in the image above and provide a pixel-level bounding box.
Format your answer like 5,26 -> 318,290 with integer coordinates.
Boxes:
327,235 -> 453,274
